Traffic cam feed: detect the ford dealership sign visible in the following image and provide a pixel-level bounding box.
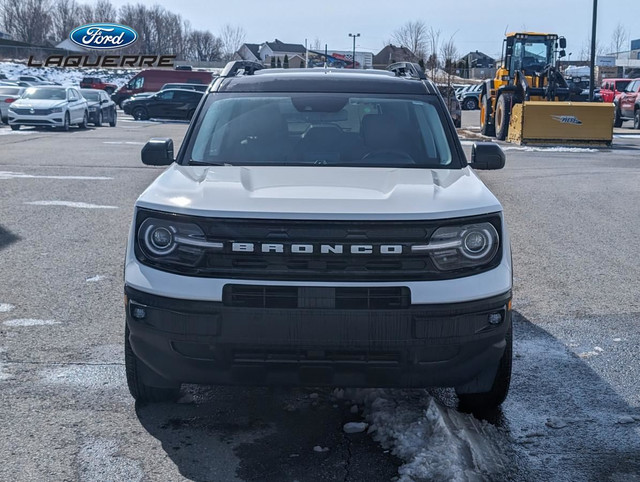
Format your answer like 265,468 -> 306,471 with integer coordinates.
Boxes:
69,23 -> 138,50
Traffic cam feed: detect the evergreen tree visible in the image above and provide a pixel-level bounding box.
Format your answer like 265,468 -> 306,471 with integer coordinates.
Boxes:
283,54 -> 289,68
270,56 -> 276,68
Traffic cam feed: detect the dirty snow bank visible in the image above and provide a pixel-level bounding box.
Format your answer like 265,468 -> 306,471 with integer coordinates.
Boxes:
345,389 -> 511,481
0,61 -> 137,88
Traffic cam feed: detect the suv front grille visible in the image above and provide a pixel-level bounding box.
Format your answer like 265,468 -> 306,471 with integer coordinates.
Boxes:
135,211 -> 502,281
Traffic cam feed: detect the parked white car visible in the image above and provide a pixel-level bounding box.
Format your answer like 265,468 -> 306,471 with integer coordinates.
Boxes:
7,86 -> 88,131
0,85 -> 25,124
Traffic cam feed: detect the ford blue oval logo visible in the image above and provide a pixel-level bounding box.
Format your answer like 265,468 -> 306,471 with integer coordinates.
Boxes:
69,23 -> 138,50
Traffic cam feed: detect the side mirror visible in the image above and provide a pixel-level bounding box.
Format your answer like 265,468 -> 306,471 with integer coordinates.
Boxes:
470,142 -> 505,170
559,37 -> 567,49
559,50 -> 566,58
141,138 -> 174,166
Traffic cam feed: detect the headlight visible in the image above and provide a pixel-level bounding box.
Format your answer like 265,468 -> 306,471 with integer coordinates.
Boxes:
413,222 -> 499,271
137,217 -> 220,267
50,107 -> 63,113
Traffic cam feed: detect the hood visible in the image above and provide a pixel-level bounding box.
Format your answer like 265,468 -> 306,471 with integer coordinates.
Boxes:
136,166 -> 502,220
12,99 -> 66,109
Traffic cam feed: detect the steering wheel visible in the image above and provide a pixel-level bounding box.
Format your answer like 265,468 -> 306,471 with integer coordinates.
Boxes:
361,149 -> 415,163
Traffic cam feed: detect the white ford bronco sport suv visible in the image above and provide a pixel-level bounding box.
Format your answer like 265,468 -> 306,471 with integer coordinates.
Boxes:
124,61 -> 512,411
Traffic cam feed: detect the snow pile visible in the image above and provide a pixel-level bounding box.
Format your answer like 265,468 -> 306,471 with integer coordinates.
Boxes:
347,389 -> 510,481
0,61 -> 137,88
501,146 -> 598,153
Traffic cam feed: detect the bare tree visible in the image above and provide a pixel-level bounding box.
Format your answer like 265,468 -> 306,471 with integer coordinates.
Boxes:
426,27 -> 441,79
51,0 -> 79,42
187,30 -> 222,61
93,0 -> 116,23
392,20 -> 427,60
578,36 -> 604,61
0,0 -> 52,45
220,24 -> 246,61
610,22 -> 628,55
440,34 -> 459,87
311,37 -> 322,51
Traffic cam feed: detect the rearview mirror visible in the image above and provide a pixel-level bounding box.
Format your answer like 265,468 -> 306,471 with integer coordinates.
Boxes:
559,37 -> 567,49
141,138 -> 174,166
470,142 -> 505,170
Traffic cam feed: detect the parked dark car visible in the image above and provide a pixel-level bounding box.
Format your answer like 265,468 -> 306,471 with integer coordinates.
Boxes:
125,89 -> 204,120
457,84 -> 481,110
80,88 -> 117,127
160,83 -> 208,92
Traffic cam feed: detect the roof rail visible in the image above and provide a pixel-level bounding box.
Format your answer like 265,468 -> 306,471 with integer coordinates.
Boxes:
220,60 -> 265,77
387,62 -> 427,80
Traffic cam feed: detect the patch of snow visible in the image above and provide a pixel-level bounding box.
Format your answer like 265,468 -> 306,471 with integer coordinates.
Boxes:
0,171 -> 111,180
313,445 -> 330,452
579,350 -> 601,358
86,275 -> 106,283
4,318 -> 59,326
613,134 -> 640,139
0,61 -> 137,88
343,422 -> 367,434
617,416 -> 635,425
25,201 -> 118,209
594,346 -> 604,352
0,130 -> 36,136
502,146 -> 598,153
362,392 -> 510,481
613,338 -> 622,342
0,303 -> 15,313
309,392 -> 319,399
333,388 -> 345,399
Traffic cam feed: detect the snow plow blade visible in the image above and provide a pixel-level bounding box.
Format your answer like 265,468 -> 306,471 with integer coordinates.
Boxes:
507,101 -> 614,146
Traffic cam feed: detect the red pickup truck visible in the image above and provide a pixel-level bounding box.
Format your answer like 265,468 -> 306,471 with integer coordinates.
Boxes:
614,78 -> 640,127
79,77 -> 118,94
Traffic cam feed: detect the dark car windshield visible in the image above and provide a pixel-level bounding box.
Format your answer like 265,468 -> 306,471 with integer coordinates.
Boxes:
22,88 -> 66,100
81,91 -> 100,101
185,93 -> 458,168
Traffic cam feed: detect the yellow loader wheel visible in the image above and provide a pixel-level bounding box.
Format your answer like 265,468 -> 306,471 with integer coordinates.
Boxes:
495,93 -> 513,141
480,96 -> 495,137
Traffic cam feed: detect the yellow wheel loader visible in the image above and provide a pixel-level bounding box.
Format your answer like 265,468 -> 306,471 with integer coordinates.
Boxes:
479,32 -> 614,145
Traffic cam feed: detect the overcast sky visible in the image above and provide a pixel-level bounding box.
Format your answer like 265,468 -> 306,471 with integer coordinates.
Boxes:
109,0 -> 639,58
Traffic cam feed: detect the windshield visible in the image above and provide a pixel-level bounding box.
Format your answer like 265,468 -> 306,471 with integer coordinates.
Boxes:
22,88 -> 66,100
618,80 -> 631,92
512,37 -> 552,72
82,91 -> 100,101
186,93 -> 456,168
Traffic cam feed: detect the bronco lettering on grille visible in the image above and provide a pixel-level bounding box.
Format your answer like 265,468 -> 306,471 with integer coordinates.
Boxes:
230,243 -> 404,255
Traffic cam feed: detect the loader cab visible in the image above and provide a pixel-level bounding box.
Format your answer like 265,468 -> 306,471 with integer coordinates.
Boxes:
503,33 -> 563,78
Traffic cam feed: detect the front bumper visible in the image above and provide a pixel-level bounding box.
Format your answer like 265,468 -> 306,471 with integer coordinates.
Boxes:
125,285 -> 511,390
8,112 -> 65,126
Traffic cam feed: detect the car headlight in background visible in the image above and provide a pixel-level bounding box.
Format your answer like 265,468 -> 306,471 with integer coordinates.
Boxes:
137,217 -> 221,266
50,107 -> 63,113
412,222 -> 500,270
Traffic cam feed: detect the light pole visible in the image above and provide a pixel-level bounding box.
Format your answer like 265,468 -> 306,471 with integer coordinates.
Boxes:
349,33 -> 360,69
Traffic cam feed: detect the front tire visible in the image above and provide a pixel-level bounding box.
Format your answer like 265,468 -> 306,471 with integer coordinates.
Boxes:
10,124 -> 20,131
125,324 -> 180,403
95,111 -> 103,127
495,93 -> 513,141
634,109 -> 640,130
480,96 -> 495,137
109,109 -> 117,127
132,107 -> 148,121
614,107 -> 623,128
464,97 -> 478,111
457,326 -> 512,412
62,112 -> 70,131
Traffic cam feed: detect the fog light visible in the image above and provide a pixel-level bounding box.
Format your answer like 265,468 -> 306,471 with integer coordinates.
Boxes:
488,312 -> 502,325
132,307 -> 146,319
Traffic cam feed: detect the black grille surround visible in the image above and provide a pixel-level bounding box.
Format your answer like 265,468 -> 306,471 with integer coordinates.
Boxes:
134,209 -> 503,281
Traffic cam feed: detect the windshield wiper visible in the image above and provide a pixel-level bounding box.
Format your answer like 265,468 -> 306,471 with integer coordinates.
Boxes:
188,160 -> 233,166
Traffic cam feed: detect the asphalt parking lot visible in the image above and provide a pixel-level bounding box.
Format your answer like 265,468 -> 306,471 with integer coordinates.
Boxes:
1,111 -> 640,481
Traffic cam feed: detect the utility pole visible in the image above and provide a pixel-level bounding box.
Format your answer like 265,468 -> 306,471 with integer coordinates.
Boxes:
589,0 -> 598,101
349,33 -> 360,69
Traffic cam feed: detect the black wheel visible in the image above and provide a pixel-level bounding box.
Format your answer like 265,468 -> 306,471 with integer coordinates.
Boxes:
10,124 -> 20,131
95,111 -> 103,127
464,97 -> 478,111
480,96 -> 495,137
132,107 -> 148,121
124,324 -> 180,403
495,93 -> 513,141
457,326 -> 512,412
62,112 -> 70,131
634,109 -> 640,130
614,107 -> 623,128
109,109 -> 117,127
79,111 -> 88,129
